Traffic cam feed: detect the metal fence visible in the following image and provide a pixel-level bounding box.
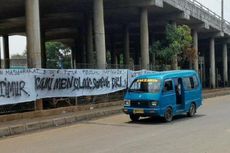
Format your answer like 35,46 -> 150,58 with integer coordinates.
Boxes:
0,91 -> 125,114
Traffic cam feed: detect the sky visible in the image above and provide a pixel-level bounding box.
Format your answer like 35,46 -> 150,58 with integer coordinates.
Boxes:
1,0 -> 230,58
198,0 -> 230,21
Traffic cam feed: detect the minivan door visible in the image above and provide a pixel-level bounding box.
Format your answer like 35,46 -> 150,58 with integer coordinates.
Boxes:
161,79 -> 176,113
174,78 -> 185,111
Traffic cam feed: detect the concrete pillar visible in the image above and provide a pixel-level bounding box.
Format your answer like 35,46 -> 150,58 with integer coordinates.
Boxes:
171,22 -> 178,70
87,16 -> 94,66
223,43 -> 228,86
82,42 -> 87,64
75,38 -> 81,67
124,25 -> 130,66
40,31 -> 46,68
26,0 -> 43,110
114,55 -> 118,66
209,37 -> 216,88
71,45 -> 77,69
26,0 -> 42,68
3,35 -> 10,69
79,26 -> 87,65
140,7 -> 149,69
134,49 -> 140,65
94,0 -> 106,69
151,53 -> 156,67
0,39 -> 1,69
193,30 -> 199,72
111,51 -> 118,65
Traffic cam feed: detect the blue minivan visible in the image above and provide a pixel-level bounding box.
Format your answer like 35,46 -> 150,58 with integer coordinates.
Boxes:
123,70 -> 202,122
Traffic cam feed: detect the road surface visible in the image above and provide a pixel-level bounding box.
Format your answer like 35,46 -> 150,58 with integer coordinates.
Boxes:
0,95 -> 230,153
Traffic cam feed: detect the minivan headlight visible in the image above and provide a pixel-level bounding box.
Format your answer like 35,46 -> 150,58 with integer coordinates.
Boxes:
151,101 -> 158,107
124,100 -> 131,106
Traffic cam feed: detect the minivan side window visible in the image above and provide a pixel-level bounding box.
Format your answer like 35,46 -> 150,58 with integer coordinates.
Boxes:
183,77 -> 192,90
193,76 -> 199,88
164,80 -> 173,92
189,77 -> 195,89
183,76 -> 199,90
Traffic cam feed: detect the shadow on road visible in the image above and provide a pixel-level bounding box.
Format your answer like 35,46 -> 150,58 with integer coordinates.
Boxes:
127,114 -> 206,125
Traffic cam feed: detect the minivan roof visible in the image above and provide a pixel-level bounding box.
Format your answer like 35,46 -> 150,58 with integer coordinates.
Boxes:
135,70 -> 197,80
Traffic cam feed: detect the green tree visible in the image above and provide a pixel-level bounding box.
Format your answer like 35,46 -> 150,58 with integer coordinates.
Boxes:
46,42 -> 71,69
150,24 -> 193,69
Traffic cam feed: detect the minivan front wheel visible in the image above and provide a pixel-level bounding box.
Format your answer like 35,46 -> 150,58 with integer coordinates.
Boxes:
187,103 -> 196,117
130,114 -> 140,122
164,107 -> 173,122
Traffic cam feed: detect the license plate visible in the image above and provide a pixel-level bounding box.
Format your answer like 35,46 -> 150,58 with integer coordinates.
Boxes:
133,109 -> 144,114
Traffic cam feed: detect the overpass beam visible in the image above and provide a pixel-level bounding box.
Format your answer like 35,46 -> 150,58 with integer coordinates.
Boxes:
140,7 -> 149,69
193,30 -> 199,72
26,0 -> 43,110
124,25 -> 130,66
3,35 -> 10,69
223,43 -> 228,86
94,0 -> 106,69
209,37 -> 216,88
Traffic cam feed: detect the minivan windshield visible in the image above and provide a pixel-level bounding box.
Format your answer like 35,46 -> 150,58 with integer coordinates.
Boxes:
129,79 -> 161,93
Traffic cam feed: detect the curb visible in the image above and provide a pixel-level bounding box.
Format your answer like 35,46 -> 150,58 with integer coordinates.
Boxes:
0,108 -> 123,138
203,91 -> 230,99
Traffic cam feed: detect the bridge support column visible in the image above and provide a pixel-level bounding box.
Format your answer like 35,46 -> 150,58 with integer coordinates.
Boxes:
87,16 -> 94,66
193,30 -> 199,72
26,0 -> 43,110
111,51 -> 118,66
140,7 -> 149,69
3,35 -> 10,69
209,37 -> 216,88
41,31 -> 46,68
223,43 -> 228,86
94,0 -> 106,69
124,25 -> 130,66
171,22 -> 178,70
71,46 -> 77,69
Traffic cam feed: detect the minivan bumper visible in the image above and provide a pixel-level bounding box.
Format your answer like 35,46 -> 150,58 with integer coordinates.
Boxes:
123,107 -> 161,117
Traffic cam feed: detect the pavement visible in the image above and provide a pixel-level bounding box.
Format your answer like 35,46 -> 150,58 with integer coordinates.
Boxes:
0,88 -> 230,138
0,94 -> 230,153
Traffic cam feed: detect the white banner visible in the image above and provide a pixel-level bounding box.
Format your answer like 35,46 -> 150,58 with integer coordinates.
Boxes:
0,69 -> 156,105
128,70 -> 157,87
35,69 -> 128,99
0,69 -> 37,105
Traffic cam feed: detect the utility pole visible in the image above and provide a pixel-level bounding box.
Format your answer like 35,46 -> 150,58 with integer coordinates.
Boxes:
221,0 -> 224,32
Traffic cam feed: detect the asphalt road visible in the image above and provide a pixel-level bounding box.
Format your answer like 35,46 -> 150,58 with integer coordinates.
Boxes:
1,95 -> 230,153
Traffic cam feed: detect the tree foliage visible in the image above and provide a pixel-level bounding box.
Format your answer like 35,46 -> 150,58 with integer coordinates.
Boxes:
150,24 -> 193,65
46,42 -> 71,69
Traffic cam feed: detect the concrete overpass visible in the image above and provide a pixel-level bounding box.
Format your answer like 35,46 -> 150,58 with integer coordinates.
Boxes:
0,0 -> 230,90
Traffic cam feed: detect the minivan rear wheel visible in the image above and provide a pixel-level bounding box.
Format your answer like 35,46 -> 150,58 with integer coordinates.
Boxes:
164,107 -> 173,122
187,103 -> 196,117
130,114 -> 140,122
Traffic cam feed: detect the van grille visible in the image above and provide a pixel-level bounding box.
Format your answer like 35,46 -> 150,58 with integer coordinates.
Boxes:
131,101 -> 150,108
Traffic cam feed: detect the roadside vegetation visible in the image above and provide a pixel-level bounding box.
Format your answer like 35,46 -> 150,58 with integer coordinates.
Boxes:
46,42 -> 71,69
150,24 -> 195,70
